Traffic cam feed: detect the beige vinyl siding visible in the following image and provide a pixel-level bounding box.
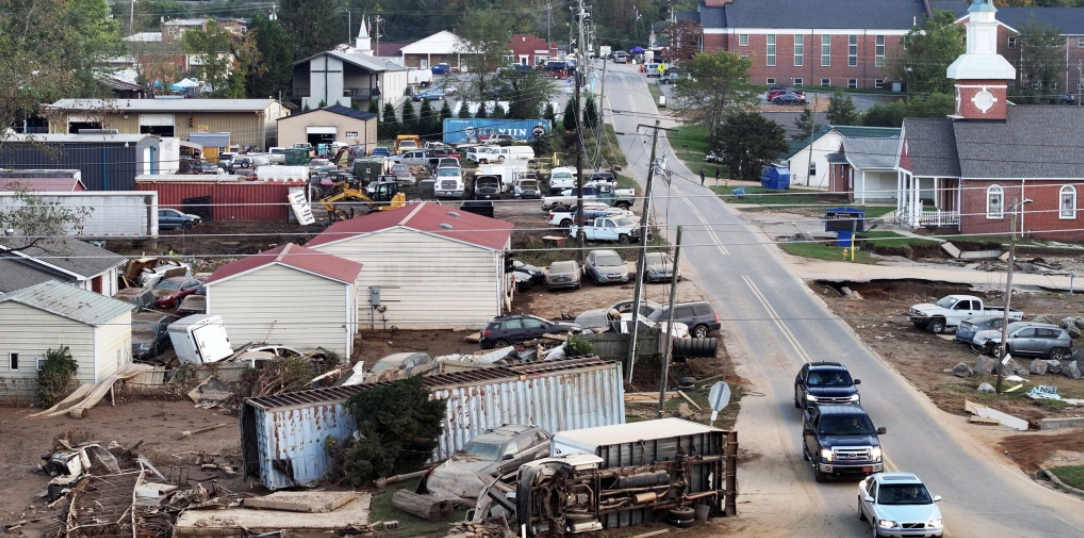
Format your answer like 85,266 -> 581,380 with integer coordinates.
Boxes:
50,102 -> 288,147
277,110 -> 379,155
311,228 -> 501,329
0,303 -> 97,384
94,310 -> 132,380
207,264 -> 353,355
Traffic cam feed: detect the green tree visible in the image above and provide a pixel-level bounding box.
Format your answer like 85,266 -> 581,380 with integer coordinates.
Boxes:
862,94 -> 955,127
792,107 -> 823,141
380,102 -> 400,139
582,95 -> 600,131
368,99 -> 380,114
562,99 -> 577,131
278,0 -> 340,58
400,100 -> 418,133
333,376 -> 447,486
502,71 -> 558,119
543,102 -> 557,124
246,13 -> 294,99
418,98 -> 436,136
68,0 -> 125,94
457,100 -> 472,118
439,100 -> 453,123
492,102 -> 507,119
37,346 -> 77,408
0,186 -> 94,251
890,10 -> 965,95
182,21 -> 235,95
826,89 -> 860,126
672,50 -> 759,136
1017,17 -> 1064,99
455,9 -> 514,99
476,102 -> 488,119
711,111 -> 788,181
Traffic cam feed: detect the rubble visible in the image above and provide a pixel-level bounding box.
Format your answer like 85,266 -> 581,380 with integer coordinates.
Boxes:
1030,359 -> 1049,376
188,376 -> 233,409
977,382 -> 996,394
975,355 -> 995,376
964,400 -> 1028,431
1065,361 -> 1082,380
29,363 -> 157,419
174,492 -> 372,537
243,491 -> 358,513
952,362 -> 973,378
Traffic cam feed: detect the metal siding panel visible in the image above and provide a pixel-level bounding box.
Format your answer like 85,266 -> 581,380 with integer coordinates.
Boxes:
260,403 -> 357,490
174,113 -> 267,147
136,181 -> 299,221
441,119 -> 554,144
0,143 -> 138,191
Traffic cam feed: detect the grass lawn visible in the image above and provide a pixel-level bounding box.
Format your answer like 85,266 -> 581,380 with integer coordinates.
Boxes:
599,124 -> 628,166
1051,465 -> 1084,490
712,185 -> 823,205
669,125 -> 711,161
857,230 -> 940,248
647,82 -> 662,104
779,241 -> 876,264
370,483 -> 461,538
616,173 -> 640,194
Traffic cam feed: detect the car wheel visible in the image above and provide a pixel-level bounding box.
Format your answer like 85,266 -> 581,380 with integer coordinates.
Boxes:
618,234 -> 630,244
182,221 -> 195,230
692,324 -> 709,339
814,465 -> 826,483
794,387 -> 803,409
858,500 -> 867,521
927,318 -> 946,334
560,219 -> 572,228
872,524 -> 882,538
1049,347 -> 1068,361
802,443 -> 811,461
493,339 -> 510,347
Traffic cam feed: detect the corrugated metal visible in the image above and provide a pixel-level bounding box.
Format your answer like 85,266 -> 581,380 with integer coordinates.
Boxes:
241,358 -> 625,490
442,119 -> 553,144
136,181 -> 302,222
0,143 -> 142,191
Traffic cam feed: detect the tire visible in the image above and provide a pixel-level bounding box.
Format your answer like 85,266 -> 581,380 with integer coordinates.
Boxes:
560,219 -> 572,228
802,444 -> 811,461
668,507 -> 695,522
1049,347 -> 1068,361
182,221 -> 195,230
927,318 -> 946,334
672,338 -> 717,360
814,465 -> 826,483
493,339 -> 510,347
692,324 -> 710,339
618,234 -> 630,244
859,500 -> 867,521
498,156 -> 505,162
240,161 -> 250,169
794,387 -> 803,409
616,202 -> 631,210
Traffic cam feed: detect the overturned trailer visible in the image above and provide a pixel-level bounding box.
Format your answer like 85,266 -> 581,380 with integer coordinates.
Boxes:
471,419 -> 738,535
240,358 -> 625,490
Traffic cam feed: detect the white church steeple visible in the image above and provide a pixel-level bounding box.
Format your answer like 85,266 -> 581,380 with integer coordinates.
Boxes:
946,0 -> 1015,119
355,16 -> 373,55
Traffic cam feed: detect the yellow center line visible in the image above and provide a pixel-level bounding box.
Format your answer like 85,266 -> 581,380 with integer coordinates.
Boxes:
741,275 -> 812,363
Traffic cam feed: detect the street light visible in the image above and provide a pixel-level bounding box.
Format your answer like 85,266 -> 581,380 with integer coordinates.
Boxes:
996,197 -> 1033,394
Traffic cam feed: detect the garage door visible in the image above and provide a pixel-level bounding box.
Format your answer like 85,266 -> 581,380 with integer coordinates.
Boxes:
306,126 -> 337,134
140,114 -> 175,127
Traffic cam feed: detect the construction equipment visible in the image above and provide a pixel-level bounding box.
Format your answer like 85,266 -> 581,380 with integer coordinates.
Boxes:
319,180 -> 405,222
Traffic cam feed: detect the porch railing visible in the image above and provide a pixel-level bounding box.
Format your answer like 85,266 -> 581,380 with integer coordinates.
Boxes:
919,210 -> 960,227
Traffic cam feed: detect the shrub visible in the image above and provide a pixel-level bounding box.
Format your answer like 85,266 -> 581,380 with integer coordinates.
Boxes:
567,335 -> 594,356
38,346 -> 77,407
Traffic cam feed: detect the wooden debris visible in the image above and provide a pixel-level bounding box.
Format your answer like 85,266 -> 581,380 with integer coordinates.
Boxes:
391,490 -> 453,522
677,390 -> 703,411
542,333 -> 569,342
969,416 -> 1001,426
632,530 -> 671,538
173,423 -> 226,440
463,332 -> 482,343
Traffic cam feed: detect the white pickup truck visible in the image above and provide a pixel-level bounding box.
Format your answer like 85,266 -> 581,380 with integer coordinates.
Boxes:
541,183 -> 635,211
569,214 -> 643,243
548,204 -> 631,228
908,294 -> 1024,334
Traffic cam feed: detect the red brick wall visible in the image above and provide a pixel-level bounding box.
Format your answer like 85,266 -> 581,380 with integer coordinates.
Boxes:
961,180 -> 1084,241
717,32 -> 902,88
955,79 -> 1010,120
509,34 -> 553,65
829,162 -> 855,201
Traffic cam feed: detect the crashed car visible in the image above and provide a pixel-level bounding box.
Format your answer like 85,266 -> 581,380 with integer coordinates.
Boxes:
574,299 -> 664,330
424,424 -> 552,500
511,259 -> 545,291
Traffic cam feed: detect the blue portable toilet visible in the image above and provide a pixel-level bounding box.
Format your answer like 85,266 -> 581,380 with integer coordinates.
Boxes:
761,165 -> 791,190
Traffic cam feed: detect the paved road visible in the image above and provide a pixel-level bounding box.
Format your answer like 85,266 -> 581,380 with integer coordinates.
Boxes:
599,61 -> 1084,538
650,74 -> 897,111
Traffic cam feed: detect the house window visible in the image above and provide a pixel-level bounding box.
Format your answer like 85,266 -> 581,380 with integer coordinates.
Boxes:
766,78 -> 776,84
37,358 -> 46,372
848,35 -> 858,67
794,78 -> 803,86
794,35 -> 804,66
875,35 -> 885,67
1061,185 -> 1077,219
1008,37 -> 1017,49
767,35 -> 776,66
739,34 -> 749,46
875,79 -> 884,88
821,78 -> 831,87
8,352 -> 17,370
987,185 -> 1004,219
821,35 -> 831,66
848,78 -> 858,88
1078,37 -> 1084,48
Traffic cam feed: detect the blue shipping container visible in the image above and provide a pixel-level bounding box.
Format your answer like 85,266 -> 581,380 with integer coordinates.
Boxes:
442,118 -> 553,144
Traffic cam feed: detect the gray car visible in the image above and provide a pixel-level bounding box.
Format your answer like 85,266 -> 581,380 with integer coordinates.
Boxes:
424,424 -> 552,499
574,299 -> 664,330
546,260 -> 581,290
585,249 -> 629,285
644,252 -> 675,282
972,321 -> 1073,360
648,301 -> 721,338
954,315 -> 1005,344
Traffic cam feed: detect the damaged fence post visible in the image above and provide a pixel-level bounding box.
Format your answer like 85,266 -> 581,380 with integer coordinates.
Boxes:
658,226 -> 683,417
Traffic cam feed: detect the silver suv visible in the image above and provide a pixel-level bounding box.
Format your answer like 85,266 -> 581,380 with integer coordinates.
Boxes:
972,321 -> 1073,360
423,425 -> 552,499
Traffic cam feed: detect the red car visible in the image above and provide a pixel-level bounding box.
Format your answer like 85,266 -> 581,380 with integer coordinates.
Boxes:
767,86 -> 805,101
152,276 -> 203,308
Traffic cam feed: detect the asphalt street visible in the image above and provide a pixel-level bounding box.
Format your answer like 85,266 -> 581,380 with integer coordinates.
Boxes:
598,61 -> 1084,538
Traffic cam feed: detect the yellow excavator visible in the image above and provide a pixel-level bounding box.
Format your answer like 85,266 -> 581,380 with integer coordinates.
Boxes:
320,179 -> 406,222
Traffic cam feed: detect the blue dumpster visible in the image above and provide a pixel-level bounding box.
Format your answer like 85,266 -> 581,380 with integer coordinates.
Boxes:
825,208 -> 866,247
761,166 -> 791,190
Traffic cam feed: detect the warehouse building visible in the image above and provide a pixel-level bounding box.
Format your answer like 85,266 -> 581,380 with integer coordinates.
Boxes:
0,134 -> 162,191
276,105 -> 378,154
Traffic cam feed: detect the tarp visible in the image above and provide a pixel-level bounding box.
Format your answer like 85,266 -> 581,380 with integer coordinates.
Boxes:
630,46 -> 645,53
29,363 -> 156,418
174,78 -> 200,88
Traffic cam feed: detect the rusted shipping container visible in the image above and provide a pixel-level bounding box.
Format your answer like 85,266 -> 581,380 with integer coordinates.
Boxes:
240,358 -> 625,490
136,180 -> 303,222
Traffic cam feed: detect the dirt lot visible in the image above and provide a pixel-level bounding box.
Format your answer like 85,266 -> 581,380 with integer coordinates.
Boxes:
810,279 -> 1084,424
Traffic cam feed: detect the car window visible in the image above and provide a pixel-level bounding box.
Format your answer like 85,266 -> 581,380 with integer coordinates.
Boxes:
1014,328 -> 1036,338
818,415 -> 875,435
503,319 -> 523,330
676,307 -> 696,318
522,318 -> 544,329
694,304 -> 712,316
877,484 -> 932,505
868,480 -> 878,499
515,433 -> 535,449
807,369 -> 852,386
533,430 -> 548,442
935,296 -> 959,308
461,440 -> 503,460
501,439 -> 520,457
1038,328 -> 1060,338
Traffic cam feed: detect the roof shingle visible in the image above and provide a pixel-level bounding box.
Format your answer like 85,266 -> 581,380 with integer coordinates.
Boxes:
722,0 -> 928,30
278,105 -> 377,123
48,98 -> 279,113
953,106 -> 1084,179
0,239 -> 127,279
901,118 -> 961,177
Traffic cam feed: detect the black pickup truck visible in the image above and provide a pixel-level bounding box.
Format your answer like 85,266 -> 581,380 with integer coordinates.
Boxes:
802,404 -> 886,482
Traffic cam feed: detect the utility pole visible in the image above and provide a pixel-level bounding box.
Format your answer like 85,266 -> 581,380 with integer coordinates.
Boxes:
574,0 -> 588,260
657,226 -> 683,416
592,58 -> 609,171
627,121 -> 677,382
130,0 -> 136,35
348,11 -> 352,44
997,198 -> 1031,394
375,15 -> 382,56
547,2 -> 553,61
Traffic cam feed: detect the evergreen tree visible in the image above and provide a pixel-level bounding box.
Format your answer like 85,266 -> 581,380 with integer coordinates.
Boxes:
245,13 -> 293,99
380,102 -> 400,139
562,99 -> 578,131
713,112 -> 788,181
368,99 -> 380,115
400,100 -> 418,133
543,102 -> 557,124
492,102 -> 506,119
457,100 -> 472,118
583,95 -> 599,131
418,98 -> 436,136
278,0 -> 340,58
476,102 -> 488,119
439,100 -> 453,123
792,107 -> 823,141
826,89 -> 860,126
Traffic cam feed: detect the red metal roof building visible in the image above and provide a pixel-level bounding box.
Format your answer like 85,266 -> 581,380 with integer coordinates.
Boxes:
306,202 -> 512,251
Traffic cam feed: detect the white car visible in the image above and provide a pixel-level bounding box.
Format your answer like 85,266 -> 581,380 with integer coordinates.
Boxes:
858,473 -> 943,538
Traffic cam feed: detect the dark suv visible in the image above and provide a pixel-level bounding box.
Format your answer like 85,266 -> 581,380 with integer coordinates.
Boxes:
481,314 -> 579,349
802,405 -> 886,482
794,362 -> 861,409
648,301 -> 720,338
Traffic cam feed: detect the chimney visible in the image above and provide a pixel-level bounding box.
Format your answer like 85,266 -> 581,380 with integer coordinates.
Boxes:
946,0 -> 1015,120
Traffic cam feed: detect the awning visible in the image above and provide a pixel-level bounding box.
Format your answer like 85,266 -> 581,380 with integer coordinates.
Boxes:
306,126 -> 337,135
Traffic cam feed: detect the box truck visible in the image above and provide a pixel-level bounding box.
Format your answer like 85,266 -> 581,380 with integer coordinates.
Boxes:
167,314 -> 234,365
0,191 -> 158,238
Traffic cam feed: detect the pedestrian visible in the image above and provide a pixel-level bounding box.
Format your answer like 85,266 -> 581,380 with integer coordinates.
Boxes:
714,168 -> 721,185
699,168 -> 706,186
658,64 -> 665,77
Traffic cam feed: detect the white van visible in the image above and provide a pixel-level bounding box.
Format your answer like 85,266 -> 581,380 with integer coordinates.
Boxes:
167,314 -> 234,365
466,145 -> 500,163
477,164 -> 531,192
482,146 -> 534,163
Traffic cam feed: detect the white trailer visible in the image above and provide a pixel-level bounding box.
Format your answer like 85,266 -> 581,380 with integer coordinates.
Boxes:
0,191 -> 158,238
167,314 -> 234,365
408,68 -> 433,87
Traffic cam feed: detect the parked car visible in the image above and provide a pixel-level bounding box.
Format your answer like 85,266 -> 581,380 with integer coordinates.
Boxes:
773,92 -> 807,105
909,294 -> 1023,334
492,133 -> 516,146
370,352 -> 433,376
434,166 -> 465,198
114,287 -> 155,312
511,259 -> 546,290
644,252 -> 675,282
588,171 -> 617,184
131,312 -> 173,359
424,425 -> 552,499
543,61 -> 570,77
158,209 -> 201,230
412,88 -> 446,101
480,314 -> 579,349
803,404 -> 886,482
954,315 -> 1006,344
574,299 -> 664,330
858,473 -> 943,538
971,321 -> 1073,360
546,260 -> 582,290
176,294 -> 206,317
431,63 -> 451,75
794,362 -> 861,409
612,51 -> 628,63
644,63 -> 664,77
647,301 -> 719,338
767,86 -> 805,101
1057,93 -> 1076,105
152,276 -> 203,308
584,249 -> 629,285
371,146 -> 392,158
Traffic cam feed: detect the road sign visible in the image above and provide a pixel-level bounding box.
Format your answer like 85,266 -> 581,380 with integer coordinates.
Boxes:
824,208 -> 866,232
707,382 -> 731,427
532,125 -> 546,139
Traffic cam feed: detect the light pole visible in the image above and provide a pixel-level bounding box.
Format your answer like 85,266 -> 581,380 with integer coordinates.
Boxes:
996,197 -> 1032,394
